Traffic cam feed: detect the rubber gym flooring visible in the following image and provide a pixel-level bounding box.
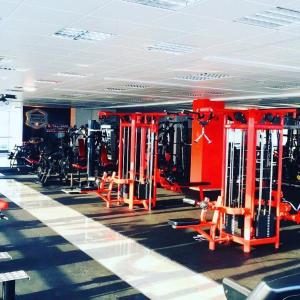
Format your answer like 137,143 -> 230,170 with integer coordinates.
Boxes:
0,168 -> 299,299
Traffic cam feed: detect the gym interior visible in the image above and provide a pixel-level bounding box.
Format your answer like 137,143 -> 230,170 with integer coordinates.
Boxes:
0,1 -> 300,299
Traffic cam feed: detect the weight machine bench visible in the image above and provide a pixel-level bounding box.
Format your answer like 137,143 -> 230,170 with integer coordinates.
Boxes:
169,196 -> 225,250
0,252 -> 29,300
180,181 -> 211,201
0,271 -> 30,300
223,272 -> 300,300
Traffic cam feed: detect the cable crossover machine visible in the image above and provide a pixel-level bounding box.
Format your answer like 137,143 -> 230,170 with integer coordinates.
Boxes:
170,108 -> 300,253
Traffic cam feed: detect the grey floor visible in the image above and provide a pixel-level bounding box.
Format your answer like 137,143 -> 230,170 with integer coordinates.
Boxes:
0,172 -> 300,298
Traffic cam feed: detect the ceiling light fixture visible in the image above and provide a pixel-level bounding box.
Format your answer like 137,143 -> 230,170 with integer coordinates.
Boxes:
105,87 -> 127,92
122,0 -> 201,11
106,99 -> 193,108
55,72 -> 88,78
54,28 -> 113,41
35,79 -> 60,84
203,56 -> 300,72
0,66 -> 30,72
24,86 -> 37,92
210,91 -> 300,101
147,42 -> 198,54
175,72 -> 231,81
235,6 -> 300,29
265,83 -> 300,90
0,57 -> 12,64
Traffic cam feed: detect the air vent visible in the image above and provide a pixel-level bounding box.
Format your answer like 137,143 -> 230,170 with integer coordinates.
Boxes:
235,6 -> 300,29
175,72 -> 231,81
54,28 -> 113,41
124,83 -> 149,89
148,42 -> 197,54
56,72 -> 88,78
123,0 -> 201,11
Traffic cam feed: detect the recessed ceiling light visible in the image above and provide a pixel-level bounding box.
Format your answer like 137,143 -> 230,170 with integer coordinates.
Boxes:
175,72 -> 231,81
56,72 -> 88,78
35,79 -> 60,84
148,42 -> 198,54
235,6 -> 300,29
24,86 -> 37,92
54,28 -> 113,41
123,0 -> 201,11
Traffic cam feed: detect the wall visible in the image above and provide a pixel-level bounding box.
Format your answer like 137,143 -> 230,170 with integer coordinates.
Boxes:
0,99 -> 23,152
23,106 -> 70,141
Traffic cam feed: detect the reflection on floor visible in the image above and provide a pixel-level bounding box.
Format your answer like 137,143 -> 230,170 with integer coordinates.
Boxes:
0,179 -> 224,300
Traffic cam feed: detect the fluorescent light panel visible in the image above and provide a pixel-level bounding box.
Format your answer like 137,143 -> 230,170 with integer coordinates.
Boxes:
35,79 -> 60,84
235,6 -> 300,29
56,72 -> 88,78
0,66 -> 29,72
123,0 -> 201,11
176,72 -> 230,81
105,87 -> 127,92
203,56 -> 300,72
60,93 -> 91,97
54,28 -> 113,41
148,42 -> 197,54
265,83 -> 300,90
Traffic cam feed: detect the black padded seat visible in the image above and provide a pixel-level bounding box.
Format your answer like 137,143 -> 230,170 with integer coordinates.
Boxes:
249,272 -> 300,300
168,218 -> 200,227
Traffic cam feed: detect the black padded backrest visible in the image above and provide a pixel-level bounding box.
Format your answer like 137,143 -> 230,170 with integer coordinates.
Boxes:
247,273 -> 300,300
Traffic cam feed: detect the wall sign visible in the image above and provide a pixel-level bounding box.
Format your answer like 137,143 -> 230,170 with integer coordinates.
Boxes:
25,108 -> 48,129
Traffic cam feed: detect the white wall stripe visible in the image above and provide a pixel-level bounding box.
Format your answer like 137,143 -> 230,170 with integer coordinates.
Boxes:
0,179 -> 225,300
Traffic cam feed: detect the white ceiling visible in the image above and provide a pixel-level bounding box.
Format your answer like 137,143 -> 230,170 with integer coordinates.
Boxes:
1,0 -> 300,109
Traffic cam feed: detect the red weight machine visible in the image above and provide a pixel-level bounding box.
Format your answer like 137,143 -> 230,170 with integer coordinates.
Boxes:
97,112 -> 161,210
170,108 -> 299,252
